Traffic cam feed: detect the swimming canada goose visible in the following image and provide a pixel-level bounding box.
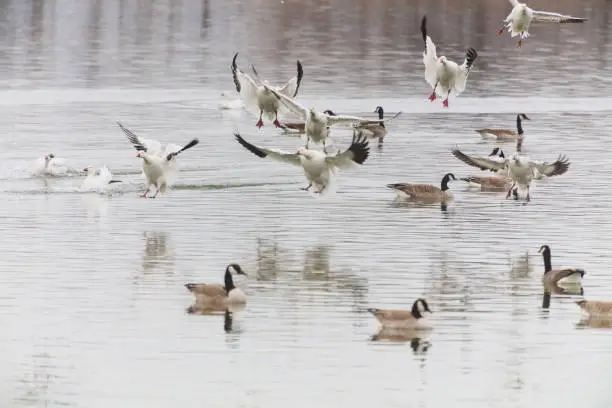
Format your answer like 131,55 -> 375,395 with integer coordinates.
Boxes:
356,106 -> 403,138
496,0 -> 587,48
231,53 -> 303,128
421,16 -> 478,108
367,298 -> 433,330
460,175 -> 512,192
235,131 -> 370,195
539,245 -> 585,286
185,263 -> 248,305
387,173 -> 456,202
575,300 -> 612,317
475,113 -> 530,152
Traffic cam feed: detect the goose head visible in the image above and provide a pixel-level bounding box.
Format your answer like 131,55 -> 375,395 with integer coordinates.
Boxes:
518,113 -> 530,121
538,245 -> 550,256
227,263 -> 247,276
411,298 -> 432,319
374,105 -> 384,117
296,147 -> 313,160
439,56 -> 448,64
441,173 -> 456,191
323,109 -> 336,116
83,166 -> 97,177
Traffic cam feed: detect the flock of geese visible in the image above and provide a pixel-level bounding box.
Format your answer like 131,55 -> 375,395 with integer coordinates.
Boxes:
32,2 -> 611,333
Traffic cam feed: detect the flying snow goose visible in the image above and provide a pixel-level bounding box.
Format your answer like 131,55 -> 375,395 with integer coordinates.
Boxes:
497,0 -> 587,48
475,114 -> 530,152
278,109 -> 336,135
387,173 -> 457,202
81,166 -> 122,190
367,298 -> 433,330
539,245 -> 585,286
185,264 -> 248,306
231,53 -> 303,128
234,131 -> 370,195
505,153 -> 569,201
421,16 -> 478,108
34,153 -> 79,177
118,122 -> 199,198
268,89 -> 383,153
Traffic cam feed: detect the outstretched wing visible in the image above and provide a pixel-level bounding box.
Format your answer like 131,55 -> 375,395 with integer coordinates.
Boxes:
451,148 -> 507,172
421,16 -> 439,89
234,133 -> 301,166
530,154 -> 570,177
277,60 -> 304,98
231,53 -> 261,114
532,10 -> 587,23
269,88 -> 309,120
117,122 -> 163,156
455,48 -> 478,94
328,114 -> 384,127
325,133 -> 370,169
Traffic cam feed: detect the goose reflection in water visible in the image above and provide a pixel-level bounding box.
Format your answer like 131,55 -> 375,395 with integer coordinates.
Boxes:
255,238 -> 284,281
371,329 -> 432,354
541,282 -> 584,310
186,303 -> 246,334
141,231 -> 174,272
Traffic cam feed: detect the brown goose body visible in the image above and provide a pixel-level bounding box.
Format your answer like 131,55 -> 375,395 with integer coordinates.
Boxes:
538,245 -> 585,286
461,175 -> 510,191
388,173 -> 456,202
475,114 -> 530,145
185,264 -> 248,306
367,298 -> 433,330
576,300 -> 612,316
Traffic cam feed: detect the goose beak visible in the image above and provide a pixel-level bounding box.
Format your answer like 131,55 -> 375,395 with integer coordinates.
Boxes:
83,167 -> 88,172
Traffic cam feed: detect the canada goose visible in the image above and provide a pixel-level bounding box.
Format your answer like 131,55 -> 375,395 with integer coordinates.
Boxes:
421,16 -> 478,107
235,131 -> 370,195
575,300 -> 612,317
367,298 -> 433,330
268,89 -> 383,153
387,173 -> 456,202
460,175 -> 511,191
538,245 -> 585,286
185,263 -> 248,305
496,0 -> 587,48
118,122 -> 199,198
475,113 -> 530,152
231,53 -> 303,128
356,106 -> 402,138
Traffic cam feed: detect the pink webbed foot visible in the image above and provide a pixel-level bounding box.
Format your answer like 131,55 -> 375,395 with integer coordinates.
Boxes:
139,193 -> 148,198
273,119 -> 281,128
496,28 -> 504,36
442,99 -> 449,108
256,119 -> 264,128
428,92 -> 436,102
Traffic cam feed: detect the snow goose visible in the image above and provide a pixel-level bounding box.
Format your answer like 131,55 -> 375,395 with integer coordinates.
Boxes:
231,53 -> 303,128
421,16 -> 478,108
505,153 -> 569,201
234,131 -> 370,195
34,153 -> 79,177
367,299 -> 433,330
118,122 -> 199,198
185,264 -> 248,306
268,89 -> 383,152
278,110 -> 336,135
539,245 -> 585,286
475,114 -> 530,152
387,173 -> 456,202
81,166 -> 121,190
497,0 -> 587,48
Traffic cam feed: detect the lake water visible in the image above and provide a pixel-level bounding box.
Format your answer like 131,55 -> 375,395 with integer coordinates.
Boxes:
1,0 -> 612,407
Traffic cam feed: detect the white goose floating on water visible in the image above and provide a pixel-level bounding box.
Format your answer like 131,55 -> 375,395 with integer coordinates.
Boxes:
421,16 -> 478,108
234,131 -> 370,195
81,166 -> 122,190
231,53 -> 303,129
117,122 -> 199,198
33,153 -> 79,177
497,0 -> 587,48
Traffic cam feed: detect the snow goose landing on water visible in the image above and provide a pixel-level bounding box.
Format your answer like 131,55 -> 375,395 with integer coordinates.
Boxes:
505,153 -> 570,201
421,16 -> 478,108
81,166 -> 121,190
34,153 -> 79,177
497,0 -> 587,48
234,131 -> 370,195
118,122 -> 199,198
231,53 -> 303,129
268,89 -> 384,153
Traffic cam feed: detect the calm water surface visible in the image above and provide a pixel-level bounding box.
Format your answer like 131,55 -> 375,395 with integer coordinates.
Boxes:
1,1 -> 612,407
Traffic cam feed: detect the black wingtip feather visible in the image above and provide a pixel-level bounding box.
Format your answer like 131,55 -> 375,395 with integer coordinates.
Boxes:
234,133 -> 267,159
294,60 -> 304,97
231,52 -> 241,93
348,134 -> 370,165
465,48 -> 478,70
117,122 -> 147,152
108,180 -> 122,184
165,138 -> 199,161
420,16 -> 428,45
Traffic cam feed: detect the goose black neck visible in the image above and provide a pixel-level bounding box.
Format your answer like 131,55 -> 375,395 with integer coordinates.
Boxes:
516,114 -> 524,135
441,176 -> 451,192
542,250 -> 552,273
516,137 -> 523,153
411,301 -> 423,319
377,108 -> 385,128
224,268 -> 236,293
